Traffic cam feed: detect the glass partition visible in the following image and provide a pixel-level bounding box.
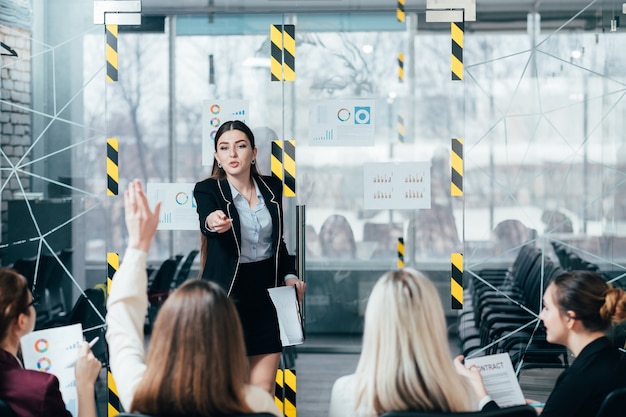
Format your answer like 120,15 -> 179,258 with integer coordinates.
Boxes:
1,1 -> 626,412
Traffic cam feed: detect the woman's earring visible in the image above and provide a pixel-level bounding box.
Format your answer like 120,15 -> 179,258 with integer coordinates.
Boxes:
251,159 -> 256,165
217,161 -> 222,169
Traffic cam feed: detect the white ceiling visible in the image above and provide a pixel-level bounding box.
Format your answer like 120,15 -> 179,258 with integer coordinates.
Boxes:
141,0 -> 624,30
142,0 -> 617,16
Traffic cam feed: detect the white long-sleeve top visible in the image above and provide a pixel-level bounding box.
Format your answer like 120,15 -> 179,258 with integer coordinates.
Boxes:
105,248 -> 281,416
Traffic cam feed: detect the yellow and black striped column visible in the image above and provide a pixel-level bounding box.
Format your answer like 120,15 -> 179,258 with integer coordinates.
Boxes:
271,140 -> 296,197
397,114 -> 405,143
107,252 -> 121,416
270,24 -> 296,82
397,237 -> 405,268
106,25 -> 118,82
107,252 -> 119,294
451,138 -> 463,197
397,0 -> 405,23
451,21 -> 464,81
398,52 -> 404,82
451,253 -> 463,309
275,368 -> 296,417
108,370 -> 121,417
107,138 -> 119,196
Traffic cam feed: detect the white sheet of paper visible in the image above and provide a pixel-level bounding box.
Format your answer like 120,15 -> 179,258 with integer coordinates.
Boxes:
20,323 -> 82,416
268,286 -> 304,347
146,182 -> 198,230
464,353 -> 525,408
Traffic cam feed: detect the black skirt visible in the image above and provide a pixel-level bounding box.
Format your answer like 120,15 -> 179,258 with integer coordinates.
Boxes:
230,257 -> 282,356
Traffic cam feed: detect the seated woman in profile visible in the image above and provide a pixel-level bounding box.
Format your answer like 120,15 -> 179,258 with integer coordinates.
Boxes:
456,270 -> 626,417
106,180 -> 281,417
0,269 -> 102,417
329,269 -> 475,417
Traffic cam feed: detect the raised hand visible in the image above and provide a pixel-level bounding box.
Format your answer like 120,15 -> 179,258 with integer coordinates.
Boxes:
124,180 -> 161,252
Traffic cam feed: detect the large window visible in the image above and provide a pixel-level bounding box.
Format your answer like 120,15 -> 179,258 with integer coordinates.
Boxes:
2,1 -> 625,342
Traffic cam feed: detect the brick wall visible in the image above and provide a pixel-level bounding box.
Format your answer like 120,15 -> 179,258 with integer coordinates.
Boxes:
0,25 -> 31,243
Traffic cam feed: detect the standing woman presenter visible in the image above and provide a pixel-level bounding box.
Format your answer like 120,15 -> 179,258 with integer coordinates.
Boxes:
194,120 -> 306,394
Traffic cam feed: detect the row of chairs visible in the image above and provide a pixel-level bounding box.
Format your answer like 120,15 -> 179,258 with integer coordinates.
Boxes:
11,249 -> 73,330
458,244 -> 568,371
146,249 -> 199,330
551,241 -> 601,273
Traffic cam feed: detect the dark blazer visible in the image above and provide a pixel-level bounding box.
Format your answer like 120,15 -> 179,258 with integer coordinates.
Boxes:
193,175 -> 296,295
540,337 -> 626,417
482,337 -> 626,417
0,348 -> 71,417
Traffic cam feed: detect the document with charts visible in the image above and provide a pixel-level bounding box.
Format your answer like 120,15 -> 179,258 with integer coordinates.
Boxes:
20,323 -> 83,416
464,353 -> 525,408
268,286 -> 304,346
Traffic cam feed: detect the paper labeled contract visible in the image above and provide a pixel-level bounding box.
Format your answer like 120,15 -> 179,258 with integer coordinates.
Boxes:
268,286 -> 304,347
464,353 -> 525,408
20,323 -> 83,416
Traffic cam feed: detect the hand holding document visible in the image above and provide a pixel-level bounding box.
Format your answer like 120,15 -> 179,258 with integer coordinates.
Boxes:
268,286 -> 304,347
64,337 -> 99,368
20,323 -> 84,416
463,353 -> 526,408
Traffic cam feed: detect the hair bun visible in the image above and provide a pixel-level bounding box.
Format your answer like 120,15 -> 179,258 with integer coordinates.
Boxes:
601,287 -> 626,323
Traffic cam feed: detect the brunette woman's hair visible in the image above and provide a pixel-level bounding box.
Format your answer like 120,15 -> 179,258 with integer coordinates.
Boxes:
131,279 -> 252,416
551,270 -> 626,332
0,268 -> 31,343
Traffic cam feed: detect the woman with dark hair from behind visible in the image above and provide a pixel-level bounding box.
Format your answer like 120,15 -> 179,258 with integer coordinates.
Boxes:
0,270 -> 102,417
329,269 -> 475,417
106,180 -> 281,416
456,270 -> 626,417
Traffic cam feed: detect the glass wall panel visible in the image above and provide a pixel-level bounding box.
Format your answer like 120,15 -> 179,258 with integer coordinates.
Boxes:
3,4 -> 626,411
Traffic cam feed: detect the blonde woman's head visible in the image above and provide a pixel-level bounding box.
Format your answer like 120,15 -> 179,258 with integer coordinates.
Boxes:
354,269 -> 473,416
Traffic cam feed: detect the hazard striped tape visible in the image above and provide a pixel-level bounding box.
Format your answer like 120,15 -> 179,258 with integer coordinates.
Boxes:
397,114 -> 405,143
451,138 -> 463,197
451,253 -> 463,309
107,252 -> 121,416
271,140 -> 296,197
107,138 -> 119,196
451,21 -> 464,80
106,25 -> 118,82
397,237 -> 405,268
275,368 -> 296,417
397,0 -> 405,22
107,370 -> 121,416
270,24 -> 296,82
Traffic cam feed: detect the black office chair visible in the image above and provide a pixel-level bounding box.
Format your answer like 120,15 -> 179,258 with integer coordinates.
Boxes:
595,387 -> 626,417
380,405 -> 537,417
173,249 -> 199,287
0,398 -> 17,417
